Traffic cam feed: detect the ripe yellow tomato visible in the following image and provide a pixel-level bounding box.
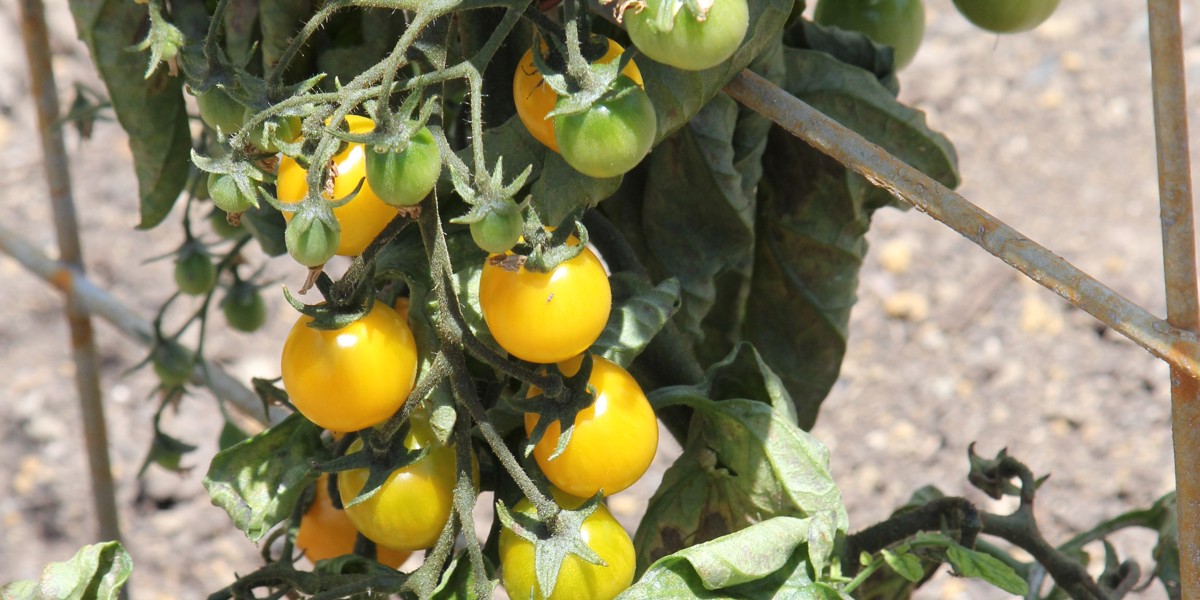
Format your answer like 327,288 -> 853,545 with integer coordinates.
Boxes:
296,474 -> 412,568
337,429 -> 458,552
280,301 -> 418,433
525,355 -> 658,498
276,115 -> 398,256
478,239 -> 611,364
513,37 -> 644,153
500,492 -> 635,600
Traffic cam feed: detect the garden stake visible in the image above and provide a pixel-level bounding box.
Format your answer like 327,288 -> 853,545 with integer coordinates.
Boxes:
1146,0 -> 1199,595
18,0 -> 123,553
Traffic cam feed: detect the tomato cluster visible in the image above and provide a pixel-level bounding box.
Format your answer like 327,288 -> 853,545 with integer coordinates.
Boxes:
296,474 -> 412,568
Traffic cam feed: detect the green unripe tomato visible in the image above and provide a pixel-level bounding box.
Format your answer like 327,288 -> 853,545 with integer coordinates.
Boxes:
244,107 -> 301,153
196,87 -> 245,136
952,0 -> 1060,33
625,0 -> 750,71
470,199 -> 524,254
222,282 -> 267,333
152,340 -> 194,387
814,0 -> 926,70
207,173 -> 258,214
364,126 -> 443,207
174,246 -> 217,296
555,76 -> 657,179
285,211 -> 339,267
209,208 -> 245,239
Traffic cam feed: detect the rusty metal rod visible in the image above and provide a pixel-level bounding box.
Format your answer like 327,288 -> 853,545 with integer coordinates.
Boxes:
19,0 -> 122,547
1146,0 -> 1200,593
723,70 -> 1200,381
0,223 -> 278,425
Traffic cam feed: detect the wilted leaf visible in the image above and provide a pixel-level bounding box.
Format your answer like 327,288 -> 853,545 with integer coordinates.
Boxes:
591,274 -> 682,368
946,545 -> 1029,595
634,346 -> 846,571
68,0 -> 190,228
203,414 -> 328,541
0,541 -> 132,600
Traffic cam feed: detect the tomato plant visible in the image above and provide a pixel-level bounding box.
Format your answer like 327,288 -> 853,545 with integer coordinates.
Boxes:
296,474 -> 412,568
952,0 -> 1060,33
478,237 -> 611,364
280,301 -> 418,433
277,115 -> 399,257
525,354 -> 658,498
364,124 -> 442,207
624,0 -> 750,71
512,37 -> 643,153
499,493 -> 635,600
337,429 -> 458,552
813,0 -> 926,70
80,0 -> 1166,597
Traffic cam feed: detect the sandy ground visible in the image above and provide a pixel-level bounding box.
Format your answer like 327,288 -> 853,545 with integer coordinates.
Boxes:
1,0 -> 1197,598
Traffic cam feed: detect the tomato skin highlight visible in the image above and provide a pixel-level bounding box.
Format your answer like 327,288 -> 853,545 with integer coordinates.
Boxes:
297,474 -> 412,568
364,125 -> 442,207
478,240 -> 612,364
276,115 -> 399,257
499,493 -> 635,600
280,301 -> 418,433
525,355 -> 658,498
952,0 -> 1060,33
625,0 -> 750,71
512,38 -> 643,153
814,0 -> 926,70
554,76 -> 657,179
337,432 -> 458,552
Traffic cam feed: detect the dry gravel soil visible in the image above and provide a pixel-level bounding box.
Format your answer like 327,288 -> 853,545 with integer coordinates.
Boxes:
2,0 -> 1199,598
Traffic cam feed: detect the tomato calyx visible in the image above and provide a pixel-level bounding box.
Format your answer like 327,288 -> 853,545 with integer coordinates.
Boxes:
448,156 -> 532,252
514,353 -> 597,461
494,214 -> 590,274
535,25 -> 635,120
315,426 -> 431,509
496,492 -> 609,599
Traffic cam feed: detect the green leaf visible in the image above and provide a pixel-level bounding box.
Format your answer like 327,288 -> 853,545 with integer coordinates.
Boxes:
138,428 -> 198,475
782,48 -> 959,209
945,545 -> 1029,595
784,20 -> 899,94
634,346 -> 846,571
743,47 -> 960,428
202,414 -> 328,541
622,516 -> 850,599
259,0 -> 315,74
241,203 -> 288,256
531,151 -> 623,226
0,541 -> 132,600
218,420 -> 250,451
591,274 -> 682,368
68,0 -> 190,228
881,549 -> 923,583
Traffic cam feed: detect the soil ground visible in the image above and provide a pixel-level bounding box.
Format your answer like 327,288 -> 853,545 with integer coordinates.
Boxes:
1,0 -> 1197,598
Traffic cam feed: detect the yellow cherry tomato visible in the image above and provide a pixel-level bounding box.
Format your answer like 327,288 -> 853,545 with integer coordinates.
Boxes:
280,301 -> 418,433
337,428 -> 458,552
478,239 -> 611,364
276,115 -> 398,256
513,37 -> 644,152
499,491 -> 635,600
525,355 -> 658,498
296,474 -> 412,568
